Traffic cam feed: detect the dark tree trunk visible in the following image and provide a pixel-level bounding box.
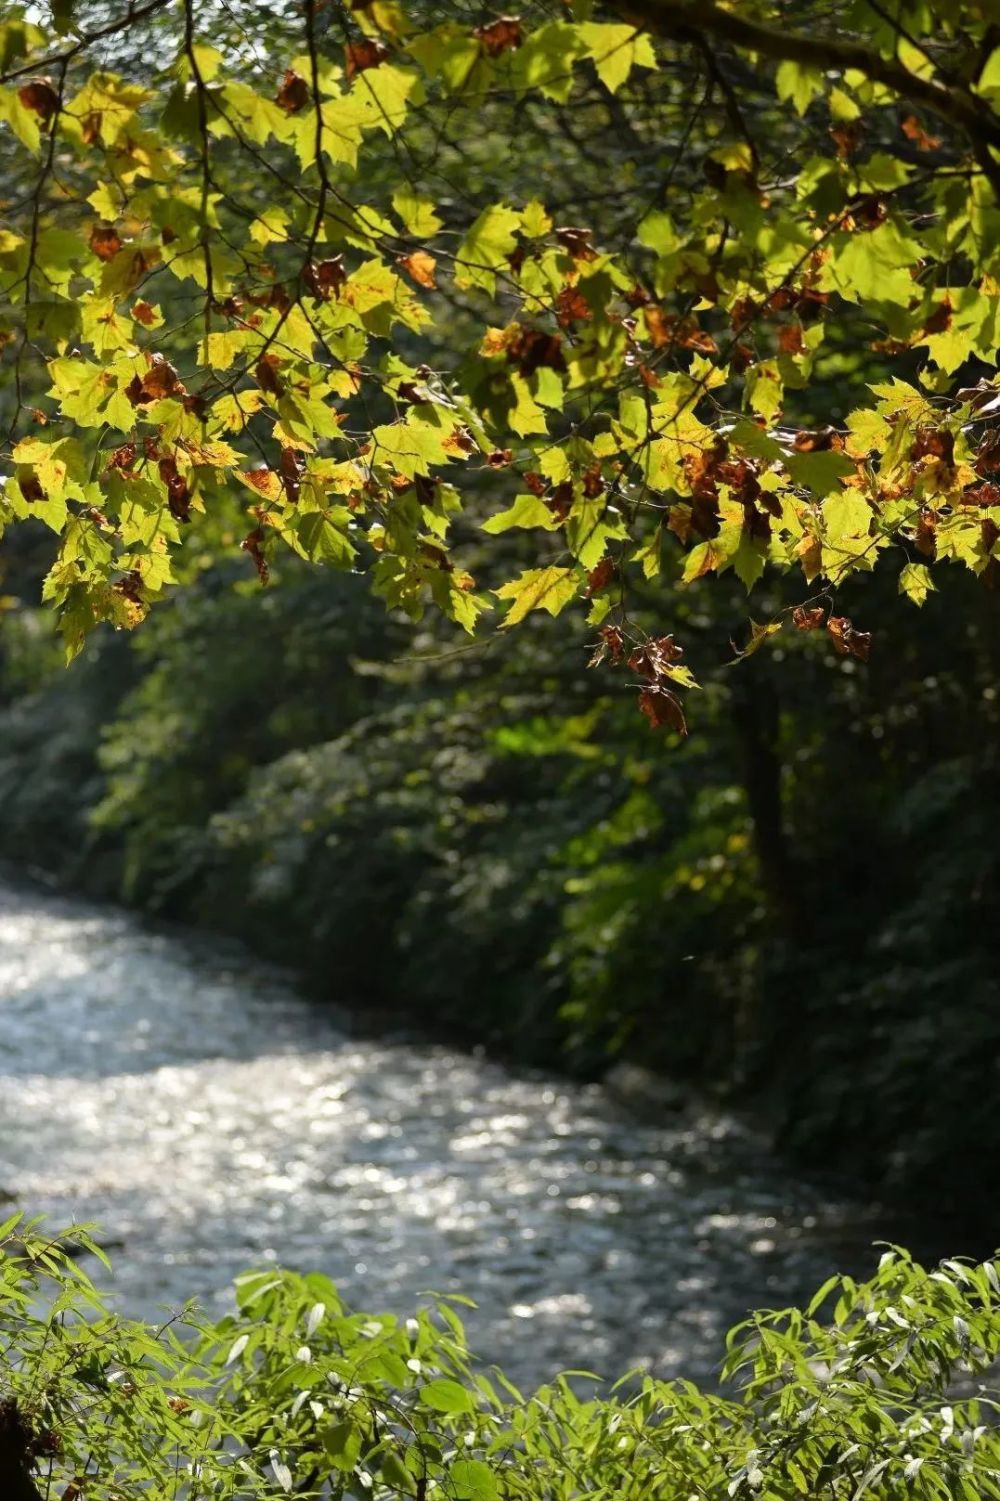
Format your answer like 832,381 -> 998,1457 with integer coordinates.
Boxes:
730,661 -> 803,938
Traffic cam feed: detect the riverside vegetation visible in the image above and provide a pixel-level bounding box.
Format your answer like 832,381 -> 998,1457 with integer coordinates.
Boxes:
1,1218 -> 999,1500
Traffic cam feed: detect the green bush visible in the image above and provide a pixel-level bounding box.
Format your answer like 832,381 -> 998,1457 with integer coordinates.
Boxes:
2,1218 -> 998,1500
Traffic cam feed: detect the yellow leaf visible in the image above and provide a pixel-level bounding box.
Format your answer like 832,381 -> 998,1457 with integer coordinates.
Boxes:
495,566 -> 578,626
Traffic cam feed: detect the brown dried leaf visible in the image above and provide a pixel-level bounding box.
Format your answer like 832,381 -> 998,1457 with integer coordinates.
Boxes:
556,286 -> 590,326
158,456 -> 192,521
276,68 -> 310,113
793,425 -> 842,453
142,354 -> 185,400
638,684 -> 687,735
106,442 -> 137,473
921,297 -> 952,336
507,327 -> 566,377
255,353 -> 285,396
474,15 -> 523,54
902,113 -> 942,151
241,526 -> 270,583
554,225 -> 596,261
827,615 -> 871,661
588,622 -> 625,666
830,120 -> 863,159
18,78 -> 59,122
777,322 -> 805,355
792,604 -> 825,631
18,470 -> 46,503
90,223 -> 122,262
345,38 -> 389,79
586,556 -> 615,596
910,426 -> 954,464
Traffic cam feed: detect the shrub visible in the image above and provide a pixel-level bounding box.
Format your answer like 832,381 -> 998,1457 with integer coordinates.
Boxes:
2,1217 -> 998,1499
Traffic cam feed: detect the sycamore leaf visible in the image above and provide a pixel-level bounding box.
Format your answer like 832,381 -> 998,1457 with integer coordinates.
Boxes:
482,494 -> 560,533
495,566 -> 578,626
775,59 -> 823,115
371,418 -> 456,478
899,560 -> 935,605
455,204 -> 521,293
732,618 -> 783,660
579,23 -> 656,93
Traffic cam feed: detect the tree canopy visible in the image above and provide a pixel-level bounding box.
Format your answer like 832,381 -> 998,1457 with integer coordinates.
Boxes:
2,0 -> 1000,724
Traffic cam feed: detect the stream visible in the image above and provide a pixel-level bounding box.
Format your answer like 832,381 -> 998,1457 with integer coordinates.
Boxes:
0,877 -> 879,1388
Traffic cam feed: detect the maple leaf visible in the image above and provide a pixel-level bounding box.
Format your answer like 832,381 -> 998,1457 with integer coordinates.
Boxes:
131,300 -> 158,327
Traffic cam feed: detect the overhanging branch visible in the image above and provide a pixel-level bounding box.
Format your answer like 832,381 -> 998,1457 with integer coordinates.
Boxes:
618,0 -> 1000,152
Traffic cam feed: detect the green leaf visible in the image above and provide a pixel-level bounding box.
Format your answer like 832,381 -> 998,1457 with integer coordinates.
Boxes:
455,204 -> 522,293
450,1458 -> 498,1500
784,450 -> 856,496
322,1421 -> 362,1470
419,1377 -> 475,1413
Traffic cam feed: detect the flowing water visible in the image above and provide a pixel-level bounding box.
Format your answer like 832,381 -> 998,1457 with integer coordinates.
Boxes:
0,877 -> 878,1388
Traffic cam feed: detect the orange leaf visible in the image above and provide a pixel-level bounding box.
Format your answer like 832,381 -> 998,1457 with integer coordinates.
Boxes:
398,250 -> 437,289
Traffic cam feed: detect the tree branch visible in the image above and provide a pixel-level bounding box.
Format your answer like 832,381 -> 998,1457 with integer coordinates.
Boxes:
618,0 -> 1000,151
0,0 -> 175,85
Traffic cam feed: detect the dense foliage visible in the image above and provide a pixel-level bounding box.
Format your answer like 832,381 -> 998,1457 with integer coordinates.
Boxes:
2,1217 -> 999,1500
4,1 -> 1000,724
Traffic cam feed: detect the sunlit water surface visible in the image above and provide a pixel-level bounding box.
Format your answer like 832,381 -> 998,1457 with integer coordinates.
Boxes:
0,879 -> 877,1387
